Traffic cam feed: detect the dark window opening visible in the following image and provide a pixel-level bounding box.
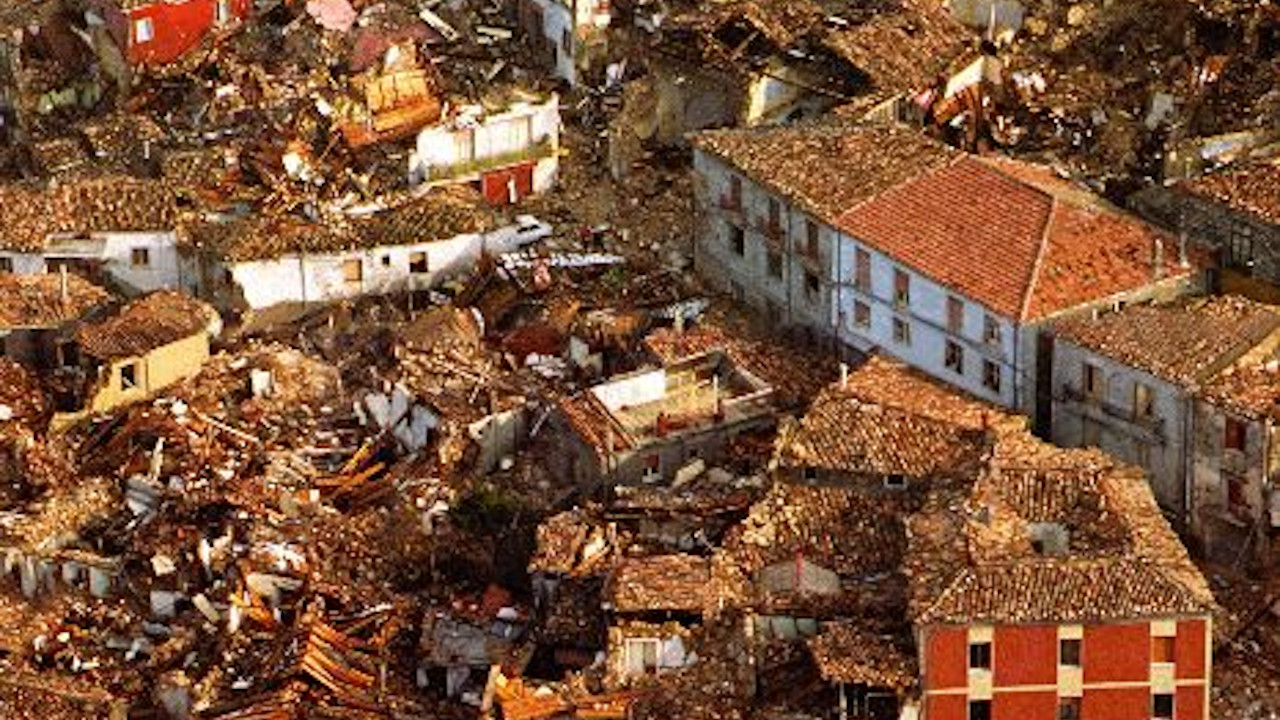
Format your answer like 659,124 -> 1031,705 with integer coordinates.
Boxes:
1057,698 -> 1081,720
1152,635 -> 1176,664
804,271 -> 819,299
120,363 -> 139,390
968,699 -> 991,720
131,248 -> 150,267
968,641 -> 991,670
945,341 -> 964,375
983,360 -> 1001,393
1059,638 -> 1081,666
0,257 -> 11,273
1153,693 -> 1174,719
767,251 -> 783,279
1225,417 -> 1247,451
729,224 -> 745,256
409,252 -> 428,274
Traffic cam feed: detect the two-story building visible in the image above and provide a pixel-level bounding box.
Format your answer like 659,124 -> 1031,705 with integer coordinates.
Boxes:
87,0 -> 252,67
515,0 -> 611,86
691,122 -> 1207,428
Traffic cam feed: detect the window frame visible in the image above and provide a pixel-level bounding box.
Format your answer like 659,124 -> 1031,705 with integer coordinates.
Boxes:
982,314 -> 1002,346
893,268 -> 910,308
1133,382 -> 1154,420
1059,638 -> 1081,667
892,317 -> 911,346
131,247 -> 150,267
968,699 -> 992,720
120,361 -> 140,390
1152,635 -> 1176,665
982,359 -> 1001,393
854,248 -> 871,293
945,340 -> 964,375
0,257 -> 12,273
968,641 -> 992,671
1057,697 -> 1082,720
804,220 -> 819,258
623,637 -> 660,676
1225,416 -> 1247,452
947,296 -> 964,334
134,16 -> 154,43
1152,692 -> 1174,720
729,223 -> 746,256
1083,362 -> 1105,400
766,249 -> 783,280
853,300 -> 871,329
342,258 -> 363,284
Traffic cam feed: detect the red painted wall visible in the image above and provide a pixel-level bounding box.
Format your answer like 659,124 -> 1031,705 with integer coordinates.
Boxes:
1083,622 -> 1149,683
992,690 -> 1056,720
1176,685 -> 1206,720
925,626 -> 968,690
925,693 -> 967,720
1081,687 -> 1150,720
993,625 -> 1057,686
481,162 -> 536,206
1176,619 -> 1207,680
126,0 -> 251,65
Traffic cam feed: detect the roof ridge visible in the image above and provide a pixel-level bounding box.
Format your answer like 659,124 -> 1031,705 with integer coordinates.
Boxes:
1017,197 -> 1058,322
836,151 -> 970,222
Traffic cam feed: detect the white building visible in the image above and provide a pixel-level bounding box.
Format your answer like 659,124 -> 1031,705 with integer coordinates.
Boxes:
408,94 -> 561,205
691,123 -> 1206,428
191,191 -> 550,312
516,0 -> 610,86
0,175 -> 190,295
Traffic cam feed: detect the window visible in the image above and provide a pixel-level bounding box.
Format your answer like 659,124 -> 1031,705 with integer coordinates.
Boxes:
1083,362 -> 1105,400
853,300 -> 870,329
804,271 -> 819,300
729,224 -> 745,256
1225,417 -> 1246,451
968,699 -> 991,720
1153,693 -> 1174,719
728,176 -> 742,208
641,454 -> 661,483
1057,698 -> 1081,720
120,362 -> 139,390
560,28 -> 572,53
1059,638 -> 1081,666
381,255 -> 391,267
624,638 -> 659,676
215,0 -> 232,24
767,250 -> 783,279
767,198 -> 781,231
131,247 -> 150,267
968,641 -> 991,670
1133,382 -> 1154,420
342,259 -> 363,283
134,16 -> 154,43
947,296 -> 964,334
884,474 -> 907,490
892,317 -> 911,345
1152,635 -> 1175,664
409,252 -> 428,274
893,269 -> 910,307
1226,472 -> 1248,516
983,315 -> 1001,346
945,341 -> 964,375
0,257 -> 11,273
854,248 -> 871,293
802,467 -> 818,482
982,360 -> 1001,393
805,220 -> 819,258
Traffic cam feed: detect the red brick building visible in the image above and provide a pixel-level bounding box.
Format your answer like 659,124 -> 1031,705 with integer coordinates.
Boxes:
909,432 -> 1216,720
91,0 -> 252,66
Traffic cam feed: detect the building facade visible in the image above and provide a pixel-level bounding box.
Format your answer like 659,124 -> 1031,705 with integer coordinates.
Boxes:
89,0 -> 253,67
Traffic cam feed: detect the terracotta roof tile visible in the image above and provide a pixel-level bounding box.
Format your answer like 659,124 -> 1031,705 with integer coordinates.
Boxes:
1178,160 -> 1280,224
0,273 -> 112,329
76,290 -> 216,360
821,0 -> 970,94
1052,295 -> 1280,386
608,554 -> 711,614
0,176 -> 181,252
1200,360 -> 1280,421
807,622 -> 917,689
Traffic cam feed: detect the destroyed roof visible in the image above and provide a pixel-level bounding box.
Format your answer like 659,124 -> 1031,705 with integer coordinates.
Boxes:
529,507 -> 620,577
1199,359 -> 1280,421
821,0 -> 971,94
1178,160 -> 1280,225
836,155 -> 1200,320
0,273 -> 113,329
0,176 -> 182,252
1052,295 -> 1280,387
691,122 -> 959,220
807,622 -> 917,689
608,554 -> 711,614
188,187 -> 496,261
778,356 -> 1012,475
76,290 -> 215,359
907,433 -> 1216,625
0,358 -> 48,432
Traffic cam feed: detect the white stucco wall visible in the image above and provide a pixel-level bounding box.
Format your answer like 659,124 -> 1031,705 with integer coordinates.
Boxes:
530,0 -> 577,84
221,220 -> 550,310
409,96 -> 561,186
0,231 -> 185,294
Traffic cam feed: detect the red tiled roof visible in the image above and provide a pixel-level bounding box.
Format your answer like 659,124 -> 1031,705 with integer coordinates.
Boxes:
836,156 -> 1196,321
76,290 -> 216,360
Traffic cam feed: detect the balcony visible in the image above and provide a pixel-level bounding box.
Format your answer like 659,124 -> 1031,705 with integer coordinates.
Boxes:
1059,384 -> 1166,439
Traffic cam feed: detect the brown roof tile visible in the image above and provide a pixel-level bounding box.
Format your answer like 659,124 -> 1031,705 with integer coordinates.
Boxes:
807,622 -> 917,689
1200,360 -> 1280,421
1052,295 -> 1280,386
0,273 -> 112,329
609,554 -> 711,614
0,176 -> 181,252
76,290 -> 216,360
1178,160 -> 1280,225
821,0 -> 970,94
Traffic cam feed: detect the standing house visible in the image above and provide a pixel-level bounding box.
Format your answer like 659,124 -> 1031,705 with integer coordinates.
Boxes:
909,433 -> 1216,720
0,176 -> 188,296
691,122 -> 1206,427
515,0 -> 610,86
0,273 -> 113,367
408,94 -> 561,205
556,349 -> 778,487
1050,296 -> 1280,527
87,0 -> 252,67
54,290 -> 219,422
188,190 -> 551,312
603,554 -> 707,685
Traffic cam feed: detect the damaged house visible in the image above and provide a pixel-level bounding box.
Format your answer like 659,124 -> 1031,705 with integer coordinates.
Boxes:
627,0 -> 969,145
556,349 -> 778,486
691,122 -> 1207,427
0,271 -> 113,367
604,553 -> 708,685
187,189 -> 550,312
52,289 -> 219,422
84,0 -> 252,67
516,0 -> 611,86
408,92 -> 561,205
0,175 -> 189,295
1050,295 -> 1280,562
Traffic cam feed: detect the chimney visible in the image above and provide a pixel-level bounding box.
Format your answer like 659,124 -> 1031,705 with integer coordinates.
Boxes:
1178,229 -> 1189,269
1152,237 -> 1165,280
839,362 -> 849,389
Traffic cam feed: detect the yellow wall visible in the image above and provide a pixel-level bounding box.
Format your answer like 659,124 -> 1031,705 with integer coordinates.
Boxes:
87,333 -> 210,414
